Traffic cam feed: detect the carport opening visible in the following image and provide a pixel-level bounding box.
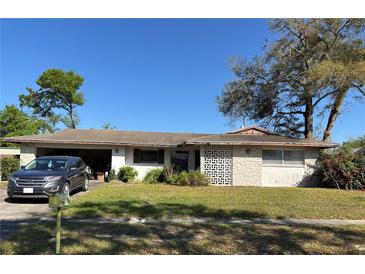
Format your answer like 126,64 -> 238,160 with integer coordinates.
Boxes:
36,147 -> 112,180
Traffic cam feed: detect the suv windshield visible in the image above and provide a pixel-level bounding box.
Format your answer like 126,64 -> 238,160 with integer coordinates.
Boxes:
25,158 -> 68,171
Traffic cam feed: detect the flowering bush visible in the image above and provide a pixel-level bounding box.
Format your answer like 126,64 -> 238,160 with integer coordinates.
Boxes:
316,150 -> 365,190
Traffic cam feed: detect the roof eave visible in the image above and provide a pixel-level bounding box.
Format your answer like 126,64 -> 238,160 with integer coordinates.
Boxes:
1,138 -> 182,148
185,141 -> 338,148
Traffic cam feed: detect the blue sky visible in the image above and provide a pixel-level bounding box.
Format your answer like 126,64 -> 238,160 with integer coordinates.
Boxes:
1,19 -> 364,143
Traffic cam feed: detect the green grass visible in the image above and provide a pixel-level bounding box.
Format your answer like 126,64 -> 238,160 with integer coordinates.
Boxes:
0,181 -> 8,189
64,183 -> 365,220
1,222 -> 364,254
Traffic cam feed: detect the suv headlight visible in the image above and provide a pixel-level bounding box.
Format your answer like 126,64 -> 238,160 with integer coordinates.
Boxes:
10,175 -> 18,182
46,176 -> 63,182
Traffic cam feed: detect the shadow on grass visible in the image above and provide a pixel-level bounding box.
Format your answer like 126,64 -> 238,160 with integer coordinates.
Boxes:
1,220 -> 364,255
66,199 -> 270,219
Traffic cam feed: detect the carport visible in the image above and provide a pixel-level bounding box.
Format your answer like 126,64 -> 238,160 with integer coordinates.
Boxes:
36,147 -> 112,180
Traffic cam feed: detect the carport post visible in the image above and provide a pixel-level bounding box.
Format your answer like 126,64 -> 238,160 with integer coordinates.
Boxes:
56,208 -> 61,255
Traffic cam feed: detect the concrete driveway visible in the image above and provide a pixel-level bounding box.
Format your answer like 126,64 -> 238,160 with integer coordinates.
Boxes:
0,181 -> 99,240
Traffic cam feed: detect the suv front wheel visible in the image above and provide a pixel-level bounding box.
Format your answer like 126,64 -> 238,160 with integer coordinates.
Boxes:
82,175 -> 89,191
62,182 -> 70,195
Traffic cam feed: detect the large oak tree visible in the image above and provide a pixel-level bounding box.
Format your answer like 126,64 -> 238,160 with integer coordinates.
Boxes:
217,19 -> 365,141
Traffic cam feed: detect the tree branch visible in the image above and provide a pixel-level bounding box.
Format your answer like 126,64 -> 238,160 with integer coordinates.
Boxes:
277,111 -> 305,115
353,84 -> 365,96
313,90 -> 338,107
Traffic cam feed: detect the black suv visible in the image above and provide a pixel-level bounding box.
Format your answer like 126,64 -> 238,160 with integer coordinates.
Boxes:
7,156 -> 89,199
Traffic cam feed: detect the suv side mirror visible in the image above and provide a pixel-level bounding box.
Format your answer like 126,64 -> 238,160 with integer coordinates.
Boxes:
20,165 -> 25,170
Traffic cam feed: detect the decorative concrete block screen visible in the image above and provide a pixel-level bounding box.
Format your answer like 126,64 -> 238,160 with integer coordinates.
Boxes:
203,146 -> 233,185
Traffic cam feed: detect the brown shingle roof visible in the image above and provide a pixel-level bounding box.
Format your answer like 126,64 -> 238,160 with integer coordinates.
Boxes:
2,128 -> 338,148
2,129 -> 210,147
185,134 -> 338,148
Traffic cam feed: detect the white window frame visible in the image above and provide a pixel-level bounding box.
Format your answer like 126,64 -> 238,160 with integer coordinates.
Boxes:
262,149 -> 304,167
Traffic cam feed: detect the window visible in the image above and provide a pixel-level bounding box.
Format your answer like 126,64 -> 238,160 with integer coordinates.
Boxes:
77,159 -> 85,168
68,158 -> 78,168
140,150 -> 158,163
284,150 -> 304,165
262,150 -> 282,165
171,151 -> 189,171
263,150 -> 304,166
133,149 -> 164,164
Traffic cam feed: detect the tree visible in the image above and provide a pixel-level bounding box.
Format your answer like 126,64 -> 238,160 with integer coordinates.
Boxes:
341,135 -> 365,150
19,69 -> 85,129
0,105 -> 51,147
101,123 -> 116,130
217,19 -> 365,140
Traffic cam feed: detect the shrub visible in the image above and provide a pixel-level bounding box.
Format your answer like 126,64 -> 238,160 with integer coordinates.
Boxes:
174,171 -> 190,186
316,150 -> 365,190
118,166 -> 138,183
172,170 -> 210,187
144,168 -> 164,184
108,169 -> 117,181
188,170 -> 210,186
1,157 -> 20,181
162,164 -> 175,181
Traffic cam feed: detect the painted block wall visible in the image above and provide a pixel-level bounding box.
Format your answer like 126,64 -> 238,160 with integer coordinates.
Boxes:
232,146 -> 262,186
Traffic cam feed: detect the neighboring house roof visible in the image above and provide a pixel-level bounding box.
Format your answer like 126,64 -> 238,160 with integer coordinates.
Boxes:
352,147 -> 365,155
1,129 -> 210,147
225,125 -> 279,135
185,133 -> 337,148
1,127 -> 338,148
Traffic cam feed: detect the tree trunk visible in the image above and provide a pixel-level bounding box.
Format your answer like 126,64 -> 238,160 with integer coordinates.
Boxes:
304,96 -> 314,139
69,107 -> 76,129
322,88 -> 347,142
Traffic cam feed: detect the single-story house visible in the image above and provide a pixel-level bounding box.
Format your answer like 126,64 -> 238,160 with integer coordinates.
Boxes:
2,126 -> 337,187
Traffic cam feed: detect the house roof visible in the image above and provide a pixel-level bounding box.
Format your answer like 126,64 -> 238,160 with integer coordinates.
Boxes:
185,133 -> 337,148
1,128 -> 209,147
352,147 -> 365,155
1,127 -> 338,148
225,125 -> 279,135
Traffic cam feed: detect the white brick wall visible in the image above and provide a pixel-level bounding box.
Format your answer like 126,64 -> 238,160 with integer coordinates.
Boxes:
111,146 -> 126,171
303,148 -> 320,186
232,146 -> 262,186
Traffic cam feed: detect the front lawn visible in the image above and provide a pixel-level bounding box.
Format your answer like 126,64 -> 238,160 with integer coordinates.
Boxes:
1,221 -> 364,255
64,183 -> 365,220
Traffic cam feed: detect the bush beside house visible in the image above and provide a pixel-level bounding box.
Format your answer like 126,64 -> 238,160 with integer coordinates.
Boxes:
1,157 -> 19,181
142,166 -> 210,186
118,166 -> 138,183
316,150 -> 365,190
144,168 -> 165,184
